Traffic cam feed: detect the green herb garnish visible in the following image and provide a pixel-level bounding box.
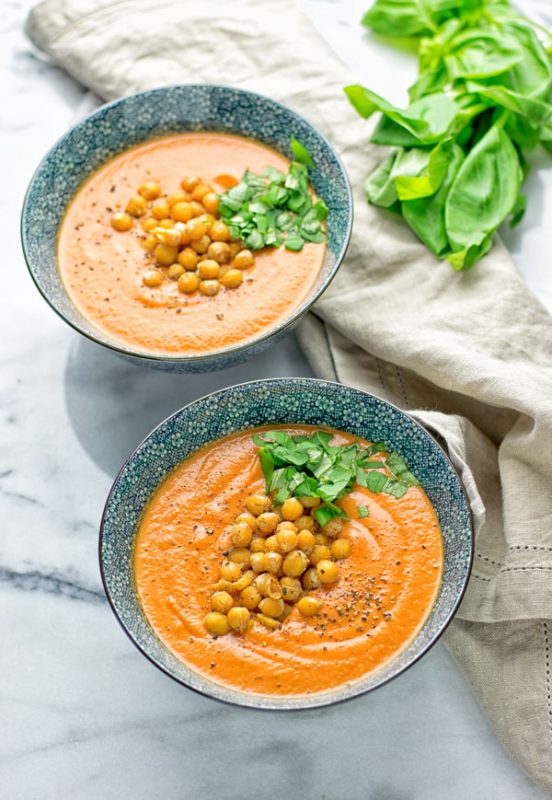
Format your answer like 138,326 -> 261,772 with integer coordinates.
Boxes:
346,0 -> 552,271
217,137 -> 328,253
358,505 -> 370,518
252,430 -> 419,525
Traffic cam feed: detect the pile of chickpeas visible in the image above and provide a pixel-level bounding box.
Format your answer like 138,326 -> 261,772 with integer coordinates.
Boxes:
203,493 -> 352,636
110,176 -> 255,295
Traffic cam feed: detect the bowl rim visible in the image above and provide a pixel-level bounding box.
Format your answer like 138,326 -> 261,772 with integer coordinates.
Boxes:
98,377 -> 474,710
20,83 -> 353,365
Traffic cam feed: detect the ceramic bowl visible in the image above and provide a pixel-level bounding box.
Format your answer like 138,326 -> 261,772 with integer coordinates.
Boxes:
100,378 -> 473,709
21,84 -> 352,372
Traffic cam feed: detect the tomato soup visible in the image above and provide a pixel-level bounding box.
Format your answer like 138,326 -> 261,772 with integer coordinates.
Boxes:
57,133 -> 325,356
134,426 -> 443,696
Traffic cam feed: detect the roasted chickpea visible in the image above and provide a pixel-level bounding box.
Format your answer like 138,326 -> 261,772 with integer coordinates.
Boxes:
141,216 -> 158,232
154,243 -> 179,266
210,220 -> 231,242
250,552 -> 267,573
207,241 -> 231,264
276,528 -> 298,553
277,520 -> 298,532
281,497 -> 304,521
202,192 -> 219,214
230,522 -> 253,547
220,269 -> 243,289
323,518 -> 344,538
126,195 -> 148,217
282,549 -> 310,578
151,199 -> 170,220
171,202 -> 195,223
153,226 -> 181,247
259,597 -> 285,618
239,585 -> 262,610
256,512 -> 280,535
167,190 -> 188,207
210,591 -> 234,614
295,514 -> 315,533
167,263 -> 185,280
142,269 -> 164,288
296,530 -> 315,553
204,611 -> 229,636
302,566 -> 321,591
110,212 -> 133,232
246,494 -> 271,516
317,559 -> 339,584
236,511 -> 257,530
181,175 -> 201,192
297,596 -> 322,617
265,535 -> 281,553
233,249 -> 254,269
254,572 -> 282,599
198,259 -> 220,280
299,496 -> 321,508
189,200 -> 206,217
250,537 -> 266,553
228,241 -> 242,258
219,560 -> 241,582
159,218 -> 174,229
229,547 -> 250,568
314,533 -> 329,546
264,552 -> 283,574
199,279 -> 220,296
174,222 -> 191,246
331,538 -> 351,560
310,544 -> 331,565
280,576 -> 302,603
192,235 -> 211,255
187,219 -> 208,241
142,235 -> 156,251
191,183 -> 211,202
178,248 -> 199,270
227,606 -> 250,633
138,181 -> 162,201
178,272 -> 200,294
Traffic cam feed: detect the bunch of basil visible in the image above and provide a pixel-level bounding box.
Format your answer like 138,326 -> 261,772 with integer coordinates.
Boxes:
346,0 -> 552,270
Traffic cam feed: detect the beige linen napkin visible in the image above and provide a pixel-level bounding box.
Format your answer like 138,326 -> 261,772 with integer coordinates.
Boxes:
26,0 -> 552,790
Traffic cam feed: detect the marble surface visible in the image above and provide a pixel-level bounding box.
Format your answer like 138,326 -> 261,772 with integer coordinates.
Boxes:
2,0 -> 552,797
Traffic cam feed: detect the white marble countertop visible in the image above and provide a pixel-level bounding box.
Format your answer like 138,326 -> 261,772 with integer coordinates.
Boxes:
2,0 -> 551,797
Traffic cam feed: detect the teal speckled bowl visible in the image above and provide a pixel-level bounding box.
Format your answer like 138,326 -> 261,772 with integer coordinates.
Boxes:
100,378 -> 473,709
21,85 -> 352,372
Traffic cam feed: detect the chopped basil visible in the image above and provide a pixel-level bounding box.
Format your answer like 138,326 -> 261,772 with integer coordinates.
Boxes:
217,137 -> 328,253
358,505 -> 370,518
253,429 -> 417,523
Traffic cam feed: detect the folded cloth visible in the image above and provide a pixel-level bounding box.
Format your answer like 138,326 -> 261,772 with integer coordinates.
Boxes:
27,0 -> 552,789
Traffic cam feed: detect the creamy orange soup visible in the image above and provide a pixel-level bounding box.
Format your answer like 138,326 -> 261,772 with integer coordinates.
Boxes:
57,133 -> 325,356
134,426 -> 443,696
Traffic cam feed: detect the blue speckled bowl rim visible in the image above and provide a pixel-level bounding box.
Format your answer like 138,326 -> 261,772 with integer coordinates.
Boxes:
99,378 -> 474,710
20,84 -> 353,365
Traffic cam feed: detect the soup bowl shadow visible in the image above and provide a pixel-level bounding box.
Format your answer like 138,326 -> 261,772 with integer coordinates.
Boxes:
21,84 -> 352,373
100,378 -> 473,710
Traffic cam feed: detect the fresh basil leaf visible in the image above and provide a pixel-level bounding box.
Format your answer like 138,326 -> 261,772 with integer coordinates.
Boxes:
510,191 -> 527,227
445,124 -> 522,253
290,136 -> 315,167
394,141 -> 451,201
402,142 -> 464,257
383,479 -> 410,499
366,471 -> 388,493
362,0 -> 435,37
274,487 -> 290,505
285,229 -> 305,251
314,505 -> 338,527
446,30 -> 523,80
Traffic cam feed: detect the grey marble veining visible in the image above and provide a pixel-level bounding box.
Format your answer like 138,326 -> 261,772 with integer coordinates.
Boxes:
2,0 -> 551,797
